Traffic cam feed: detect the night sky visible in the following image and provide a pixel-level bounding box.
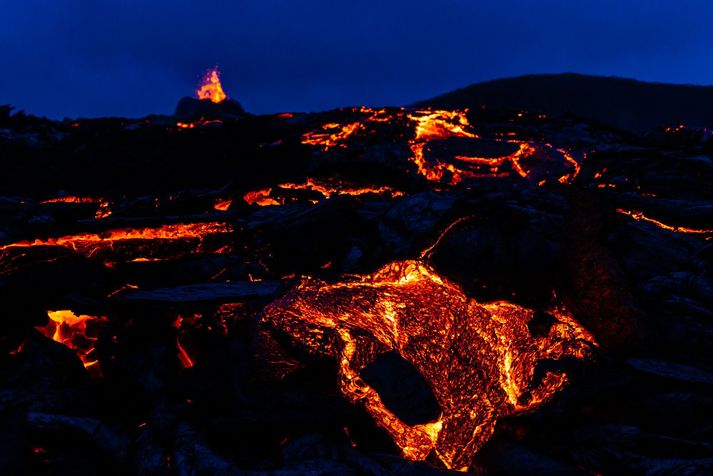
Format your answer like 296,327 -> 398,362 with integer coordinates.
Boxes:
2,1 -> 712,119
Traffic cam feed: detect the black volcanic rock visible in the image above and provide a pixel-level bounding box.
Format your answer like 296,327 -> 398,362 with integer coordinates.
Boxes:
174,96 -> 247,120
417,73 -> 713,132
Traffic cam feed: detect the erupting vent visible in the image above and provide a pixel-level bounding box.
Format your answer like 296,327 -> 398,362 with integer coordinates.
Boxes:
196,67 -> 227,103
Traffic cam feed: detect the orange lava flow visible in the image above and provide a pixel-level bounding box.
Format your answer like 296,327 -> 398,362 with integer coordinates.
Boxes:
177,118 -> 223,129
40,196 -> 101,204
243,188 -> 280,206
177,340 -> 194,368
301,107 -> 393,151
213,198 -> 232,211
37,310 -> 106,370
39,196 -> 113,219
617,209 -> 713,235
0,222 -> 232,258
409,110 -> 478,142
302,121 -> 365,150
406,110 -> 479,184
196,67 -> 227,103
263,260 -> 596,470
556,147 -> 582,184
277,179 -> 403,201
243,179 -> 403,206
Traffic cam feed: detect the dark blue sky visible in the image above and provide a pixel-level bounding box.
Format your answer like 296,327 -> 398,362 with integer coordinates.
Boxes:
2,1 -> 712,118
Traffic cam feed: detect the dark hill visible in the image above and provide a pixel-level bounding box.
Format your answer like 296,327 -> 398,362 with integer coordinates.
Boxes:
416,73 -> 713,133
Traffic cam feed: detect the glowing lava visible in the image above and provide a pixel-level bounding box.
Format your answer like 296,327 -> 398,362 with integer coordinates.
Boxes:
196,67 -> 227,103
40,196 -> 101,205
301,107 -> 393,150
302,121 -> 366,150
299,108 -> 581,186
0,222 -> 232,260
263,260 -> 596,470
243,178 -> 403,206
243,188 -> 280,207
409,109 -> 478,142
617,209 -> 713,235
213,198 -> 232,211
37,310 -> 106,370
39,196 -> 112,219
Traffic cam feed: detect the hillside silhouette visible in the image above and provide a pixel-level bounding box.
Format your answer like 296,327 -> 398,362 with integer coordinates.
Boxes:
417,73 -> 713,132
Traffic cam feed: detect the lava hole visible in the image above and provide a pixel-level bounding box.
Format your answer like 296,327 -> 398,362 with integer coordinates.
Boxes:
360,351 -> 441,426
527,310 -> 558,338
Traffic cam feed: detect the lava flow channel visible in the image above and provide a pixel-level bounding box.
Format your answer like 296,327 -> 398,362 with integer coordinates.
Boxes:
243,178 -> 403,206
263,260 -> 596,470
0,222 -> 232,261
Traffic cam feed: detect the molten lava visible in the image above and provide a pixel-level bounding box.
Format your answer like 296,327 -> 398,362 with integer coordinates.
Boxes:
196,67 -> 227,103
243,188 -> 280,207
263,260 -> 596,470
40,196 -> 101,205
243,179 -> 403,206
213,198 -> 232,211
302,121 -> 365,150
299,108 -> 581,186
409,109 -> 478,142
301,107 -> 394,151
177,118 -> 224,129
278,179 -> 403,200
405,110 -> 580,185
37,310 -> 106,370
39,196 -> 112,219
0,222 -> 232,260
617,209 -> 713,235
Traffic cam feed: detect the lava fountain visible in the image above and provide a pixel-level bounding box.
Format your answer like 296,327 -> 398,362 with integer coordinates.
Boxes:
196,67 -> 227,103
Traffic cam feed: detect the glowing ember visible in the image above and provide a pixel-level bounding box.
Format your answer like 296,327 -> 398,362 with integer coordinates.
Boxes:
617,209 -> 713,235
264,260 -> 596,470
196,67 -> 227,103
37,310 -> 106,370
243,188 -> 280,207
0,222 -> 232,259
213,198 -> 232,211
95,201 -> 112,219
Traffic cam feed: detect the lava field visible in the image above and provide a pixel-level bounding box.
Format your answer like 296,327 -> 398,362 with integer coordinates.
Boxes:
1,95 -> 712,475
